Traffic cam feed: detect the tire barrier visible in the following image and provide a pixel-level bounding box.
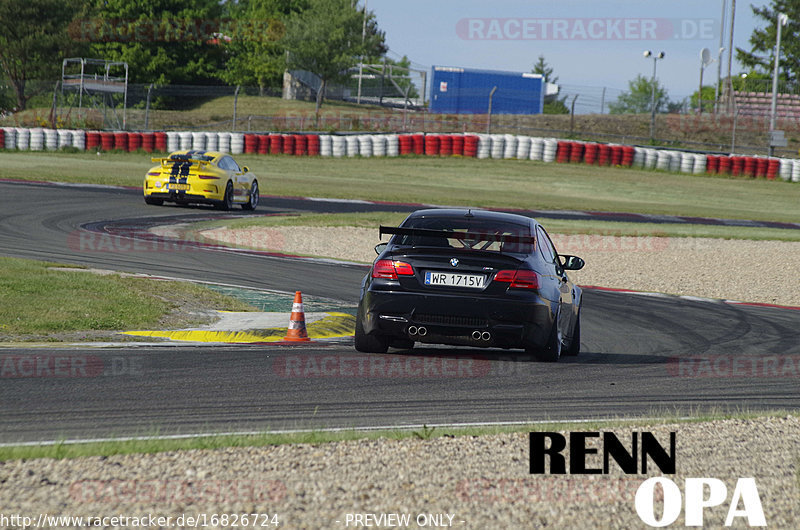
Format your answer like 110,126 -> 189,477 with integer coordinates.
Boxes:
439,134 -> 453,156
269,134 -> 282,155
584,143 -> 598,164
680,152 -> 695,174
319,135 -> 333,156
230,133 -> 244,154
767,158 -> 781,180
643,148 -> 657,170
114,132 -> 128,151
386,134 -> 399,157
29,128 -> 44,151
569,142 -> 585,163
345,135 -> 359,157
755,157 -> 768,178
245,134 -> 259,154
425,134 -> 440,156
3,128 -> 15,150
358,134 -> 373,157
656,150 -> 671,171
779,158 -> 793,181
490,134 -> 505,159
610,145 -> 624,166
718,156 -> 731,175
192,131 -> 206,151
5,126 -> 798,185
307,134 -> 320,156
44,129 -> 58,151
596,143 -> 610,166
294,134 -> 307,156
332,135 -> 346,157
668,151 -> 682,173
503,134 -> 517,159
476,134 -> 491,159
556,141 -> 571,163
463,135 -> 478,157
281,134 -> 294,156
128,132 -> 142,152
57,129 -> 73,150
621,146 -> 635,167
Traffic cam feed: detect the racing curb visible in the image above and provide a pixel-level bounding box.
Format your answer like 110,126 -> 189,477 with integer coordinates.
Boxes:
122,312 -> 356,344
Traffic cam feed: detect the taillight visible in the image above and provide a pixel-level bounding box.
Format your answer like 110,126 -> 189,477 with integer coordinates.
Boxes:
372,259 -> 414,279
494,269 -> 539,289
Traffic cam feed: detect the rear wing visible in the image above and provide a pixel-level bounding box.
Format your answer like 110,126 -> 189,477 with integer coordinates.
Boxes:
379,226 -> 536,246
151,157 -> 212,170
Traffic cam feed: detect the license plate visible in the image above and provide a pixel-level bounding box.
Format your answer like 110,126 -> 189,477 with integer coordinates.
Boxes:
424,271 -> 485,288
168,183 -> 190,190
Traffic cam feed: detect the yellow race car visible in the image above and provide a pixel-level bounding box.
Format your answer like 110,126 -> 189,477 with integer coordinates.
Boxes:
143,150 -> 259,210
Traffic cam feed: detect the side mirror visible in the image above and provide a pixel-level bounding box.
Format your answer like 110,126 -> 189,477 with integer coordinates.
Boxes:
560,255 -> 585,271
242,166 -> 249,173
375,243 -> 388,255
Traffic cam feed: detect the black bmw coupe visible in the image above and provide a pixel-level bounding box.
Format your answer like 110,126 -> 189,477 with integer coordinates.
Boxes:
355,209 -> 585,361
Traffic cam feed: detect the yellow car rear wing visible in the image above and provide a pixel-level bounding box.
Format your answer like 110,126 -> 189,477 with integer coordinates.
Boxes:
151,157 -> 212,169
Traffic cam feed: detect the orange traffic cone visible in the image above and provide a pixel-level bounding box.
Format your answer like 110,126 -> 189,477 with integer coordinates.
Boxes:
284,291 -> 311,342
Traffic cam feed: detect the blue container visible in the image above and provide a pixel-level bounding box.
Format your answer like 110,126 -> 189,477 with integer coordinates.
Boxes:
430,66 -> 544,115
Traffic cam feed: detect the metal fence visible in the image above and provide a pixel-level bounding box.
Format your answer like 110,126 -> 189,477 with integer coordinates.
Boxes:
2,80 -> 799,157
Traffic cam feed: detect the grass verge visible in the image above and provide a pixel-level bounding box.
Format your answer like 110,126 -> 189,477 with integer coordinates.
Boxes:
194,211 -> 800,242
2,152 -> 800,223
0,409 -> 793,461
0,257 -> 255,340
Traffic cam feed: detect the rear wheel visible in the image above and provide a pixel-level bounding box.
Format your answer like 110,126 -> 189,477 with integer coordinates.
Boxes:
144,196 -> 163,206
242,180 -> 259,210
529,317 -> 562,362
354,309 -> 389,353
563,312 -> 581,356
389,338 -> 414,350
215,180 -> 234,210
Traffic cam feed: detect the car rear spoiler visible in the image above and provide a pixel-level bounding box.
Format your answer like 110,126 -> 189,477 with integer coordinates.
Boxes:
379,226 -> 536,246
151,157 -> 212,169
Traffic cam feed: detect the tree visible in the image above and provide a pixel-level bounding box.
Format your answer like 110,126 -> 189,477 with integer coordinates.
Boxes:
737,1 -> 800,84
86,0 -> 226,85
609,74 -> 669,114
532,55 -> 558,84
218,0 -> 305,93
283,0 -> 386,116
533,55 -> 568,114
0,0 -> 83,110
690,85 -> 716,113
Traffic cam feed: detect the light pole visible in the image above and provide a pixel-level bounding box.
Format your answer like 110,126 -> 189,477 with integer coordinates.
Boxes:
769,12 -> 789,155
644,51 -> 665,141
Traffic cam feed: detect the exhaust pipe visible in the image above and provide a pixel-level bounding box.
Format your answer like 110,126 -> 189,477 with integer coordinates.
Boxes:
417,326 -> 428,336
471,330 -> 482,340
481,331 -> 491,341
408,326 -> 418,336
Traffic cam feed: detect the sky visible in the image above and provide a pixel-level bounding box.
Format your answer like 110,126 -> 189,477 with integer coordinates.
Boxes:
367,0 -> 768,111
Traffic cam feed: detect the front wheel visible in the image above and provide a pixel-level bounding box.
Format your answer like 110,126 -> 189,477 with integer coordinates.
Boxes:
242,180 -> 259,210
215,180 -> 234,210
354,310 -> 389,353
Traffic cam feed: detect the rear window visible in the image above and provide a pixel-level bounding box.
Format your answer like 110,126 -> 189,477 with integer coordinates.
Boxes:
169,153 -> 214,162
396,216 -> 534,253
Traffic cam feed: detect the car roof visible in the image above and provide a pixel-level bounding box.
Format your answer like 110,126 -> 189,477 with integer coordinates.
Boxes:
404,208 -> 538,227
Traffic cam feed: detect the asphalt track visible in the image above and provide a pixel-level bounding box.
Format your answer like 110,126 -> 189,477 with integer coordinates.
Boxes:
1,181 -> 799,443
